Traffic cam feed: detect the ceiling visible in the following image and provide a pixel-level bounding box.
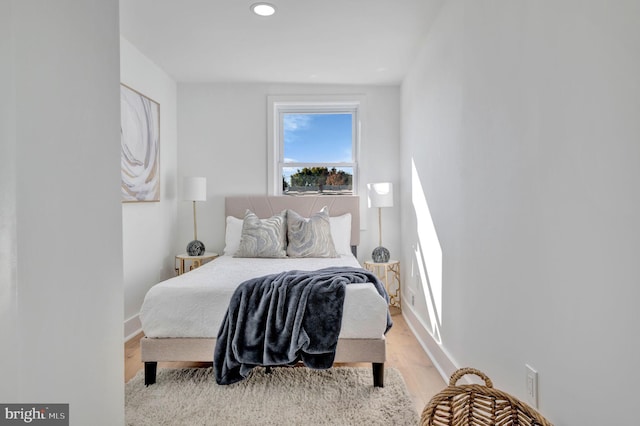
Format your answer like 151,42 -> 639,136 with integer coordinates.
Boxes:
119,0 -> 438,85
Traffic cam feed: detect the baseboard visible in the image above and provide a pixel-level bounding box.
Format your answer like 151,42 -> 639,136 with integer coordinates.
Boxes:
402,303 -> 462,383
124,313 -> 142,342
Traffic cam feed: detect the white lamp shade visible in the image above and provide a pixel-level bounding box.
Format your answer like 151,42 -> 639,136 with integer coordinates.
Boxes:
183,177 -> 207,201
367,182 -> 393,208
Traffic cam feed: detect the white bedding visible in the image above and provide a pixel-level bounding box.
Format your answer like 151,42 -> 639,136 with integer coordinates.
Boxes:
140,254 -> 388,339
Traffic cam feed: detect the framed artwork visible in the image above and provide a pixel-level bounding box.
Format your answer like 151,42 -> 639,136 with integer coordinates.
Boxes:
120,84 -> 160,202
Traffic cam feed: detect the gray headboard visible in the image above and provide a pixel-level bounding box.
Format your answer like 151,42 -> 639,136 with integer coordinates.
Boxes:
225,195 -> 360,247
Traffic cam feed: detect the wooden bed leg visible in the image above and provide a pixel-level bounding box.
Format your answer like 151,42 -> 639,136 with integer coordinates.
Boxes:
373,363 -> 384,387
144,362 -> 157,386
265,366 -> 272,374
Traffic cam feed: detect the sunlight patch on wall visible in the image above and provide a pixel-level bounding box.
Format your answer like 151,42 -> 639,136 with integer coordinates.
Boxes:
413,241 -> 442,343
411,158 -> 443,331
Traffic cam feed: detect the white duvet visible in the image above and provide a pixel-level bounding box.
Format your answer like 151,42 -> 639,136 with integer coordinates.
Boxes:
140,254 -> 389,339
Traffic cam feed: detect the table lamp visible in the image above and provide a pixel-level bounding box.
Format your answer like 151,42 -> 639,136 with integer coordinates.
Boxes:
367,182 -> 393,263
183,177 -> 206,256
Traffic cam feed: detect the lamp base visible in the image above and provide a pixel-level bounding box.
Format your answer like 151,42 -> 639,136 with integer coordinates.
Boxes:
186,240 -> 205,256
372,246 -> 390,263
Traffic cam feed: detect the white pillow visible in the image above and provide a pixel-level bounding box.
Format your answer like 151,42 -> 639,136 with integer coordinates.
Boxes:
329,213 -> 352,256
223,216 -> 244,255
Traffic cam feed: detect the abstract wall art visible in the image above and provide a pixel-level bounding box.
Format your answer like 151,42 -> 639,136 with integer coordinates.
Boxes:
120,84 -> 160,202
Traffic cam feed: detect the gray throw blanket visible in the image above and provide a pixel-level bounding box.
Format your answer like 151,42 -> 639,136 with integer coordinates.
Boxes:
214,266 -> 392,385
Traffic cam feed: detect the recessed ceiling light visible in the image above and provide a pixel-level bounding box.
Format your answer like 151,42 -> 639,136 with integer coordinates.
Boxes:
251,3 -> 276,17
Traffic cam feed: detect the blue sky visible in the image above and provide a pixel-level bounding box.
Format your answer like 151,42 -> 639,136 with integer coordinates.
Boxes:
283,113 -> 353,163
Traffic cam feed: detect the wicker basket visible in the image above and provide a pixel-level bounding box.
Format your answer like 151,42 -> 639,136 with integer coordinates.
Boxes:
421,368 -> 553,426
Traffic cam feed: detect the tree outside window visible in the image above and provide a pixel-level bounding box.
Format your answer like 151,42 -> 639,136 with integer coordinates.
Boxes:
273,107 -> 359,196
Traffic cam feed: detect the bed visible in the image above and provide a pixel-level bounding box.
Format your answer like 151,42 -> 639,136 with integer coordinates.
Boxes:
140,195 -> 390,387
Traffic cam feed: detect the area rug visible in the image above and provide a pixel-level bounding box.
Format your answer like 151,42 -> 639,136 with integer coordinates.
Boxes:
126,366 -> 419,425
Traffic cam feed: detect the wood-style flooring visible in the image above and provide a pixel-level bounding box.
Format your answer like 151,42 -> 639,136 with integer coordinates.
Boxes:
124,307 -> 446,414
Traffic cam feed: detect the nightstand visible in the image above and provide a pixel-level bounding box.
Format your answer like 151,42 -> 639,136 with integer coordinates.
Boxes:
175,252 -> 219,275
364,260 -> 401,309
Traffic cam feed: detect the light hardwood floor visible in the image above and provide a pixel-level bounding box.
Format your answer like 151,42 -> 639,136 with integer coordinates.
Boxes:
124,307 -> 446,414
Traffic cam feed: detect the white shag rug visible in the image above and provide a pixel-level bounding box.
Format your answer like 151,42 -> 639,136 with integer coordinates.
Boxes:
126,366 -> 419,425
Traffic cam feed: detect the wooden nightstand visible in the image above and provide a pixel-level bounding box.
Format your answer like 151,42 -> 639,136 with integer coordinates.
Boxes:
364,260 -> 401,309
175,252 -> 219,275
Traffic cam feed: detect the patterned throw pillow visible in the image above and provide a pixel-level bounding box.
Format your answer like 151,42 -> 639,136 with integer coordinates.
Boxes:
234,210 -> 287,258
286,207 -> 338,258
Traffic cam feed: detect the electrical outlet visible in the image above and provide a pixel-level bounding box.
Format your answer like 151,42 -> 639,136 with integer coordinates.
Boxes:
407,289 -> 415,306
525,364 -> 538,408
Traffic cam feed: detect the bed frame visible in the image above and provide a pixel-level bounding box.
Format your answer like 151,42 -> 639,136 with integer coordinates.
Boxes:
141,195 -> 386,387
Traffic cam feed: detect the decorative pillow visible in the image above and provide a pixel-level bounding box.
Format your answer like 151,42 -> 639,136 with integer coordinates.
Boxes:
286,207 -> 338,258
234,210 -> 287,258
329,213 -> 352,256
223,216 -> 244,255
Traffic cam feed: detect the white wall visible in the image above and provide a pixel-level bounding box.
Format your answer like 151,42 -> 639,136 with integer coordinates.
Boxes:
120,37 -> 178,338
401,1 -> 640,424
177,83 -> 401,263
1,1 -> 124,424
0,0 -> 19,394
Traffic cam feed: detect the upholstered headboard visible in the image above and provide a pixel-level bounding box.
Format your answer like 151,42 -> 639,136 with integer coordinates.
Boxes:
225,195 -> 360,247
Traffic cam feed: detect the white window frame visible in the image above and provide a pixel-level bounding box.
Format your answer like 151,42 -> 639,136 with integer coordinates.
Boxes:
267,95 -> 363,196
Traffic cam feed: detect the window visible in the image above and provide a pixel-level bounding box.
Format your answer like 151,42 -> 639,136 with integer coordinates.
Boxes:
268,95 -> 362,196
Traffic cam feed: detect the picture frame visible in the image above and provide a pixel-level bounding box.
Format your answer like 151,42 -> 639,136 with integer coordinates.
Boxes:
120,83 -> 160,202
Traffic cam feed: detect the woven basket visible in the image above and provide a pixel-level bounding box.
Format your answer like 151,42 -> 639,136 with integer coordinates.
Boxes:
421,368 -> 553,426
